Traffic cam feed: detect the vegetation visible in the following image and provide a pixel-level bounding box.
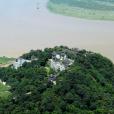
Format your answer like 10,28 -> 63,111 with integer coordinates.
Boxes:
48,0 -> 114,20
0,46 -> 114,114
0,56 -> 15,65
0,83 -> 11,100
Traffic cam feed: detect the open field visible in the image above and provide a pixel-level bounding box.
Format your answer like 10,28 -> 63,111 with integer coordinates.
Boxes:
48,0 -> 114,20
0,57 -> 15,64
0,83 -> 11,100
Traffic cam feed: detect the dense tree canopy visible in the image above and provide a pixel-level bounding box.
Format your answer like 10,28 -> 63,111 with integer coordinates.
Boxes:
0,46 -> 114,114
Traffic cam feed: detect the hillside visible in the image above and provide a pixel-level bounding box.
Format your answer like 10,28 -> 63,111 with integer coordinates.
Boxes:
0,82 -> 11,101
48,0 -> 114,20
0,46 -> 114,114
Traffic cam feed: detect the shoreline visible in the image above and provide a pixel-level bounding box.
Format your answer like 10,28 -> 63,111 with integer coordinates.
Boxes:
0,0 -> 114,62
48,0 -> 114,21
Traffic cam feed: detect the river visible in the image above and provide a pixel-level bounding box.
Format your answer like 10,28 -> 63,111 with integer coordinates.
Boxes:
0,0 -> 114,62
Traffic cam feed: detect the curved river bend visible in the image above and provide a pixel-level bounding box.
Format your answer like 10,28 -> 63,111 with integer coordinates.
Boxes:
0,0 -> 114,62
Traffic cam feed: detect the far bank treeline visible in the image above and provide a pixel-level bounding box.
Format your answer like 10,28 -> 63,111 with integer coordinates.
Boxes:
48,0 -> 114,21
0,46 -> 114,114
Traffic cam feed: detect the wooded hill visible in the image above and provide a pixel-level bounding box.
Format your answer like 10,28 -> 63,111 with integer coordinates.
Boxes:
0,46 -> 114,114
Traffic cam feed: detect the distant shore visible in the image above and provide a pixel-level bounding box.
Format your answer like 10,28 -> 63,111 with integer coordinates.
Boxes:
48,0 -> 114,21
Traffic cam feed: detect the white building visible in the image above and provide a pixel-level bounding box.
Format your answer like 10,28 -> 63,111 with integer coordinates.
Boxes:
50,59 -> 65,71
13,58 -> 31,69
49,52 -> 74,71
0,79 -> 6,85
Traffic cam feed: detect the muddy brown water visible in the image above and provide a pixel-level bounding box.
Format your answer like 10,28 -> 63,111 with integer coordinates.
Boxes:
0,0 -> 114,62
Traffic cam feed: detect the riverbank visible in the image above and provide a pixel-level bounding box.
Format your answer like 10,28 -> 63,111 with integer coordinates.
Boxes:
0,57 -> 15,67
48,0 -> 114,21
0,0 -> 114,62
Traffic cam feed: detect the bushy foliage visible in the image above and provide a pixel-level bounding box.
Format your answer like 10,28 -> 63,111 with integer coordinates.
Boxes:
0,46 -> 114,114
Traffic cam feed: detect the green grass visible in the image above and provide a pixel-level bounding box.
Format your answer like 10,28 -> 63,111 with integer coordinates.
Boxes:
48,0 -> 114,21
45,67 -> 51,75
0,56 -> 15,65
0,83 -> 11,100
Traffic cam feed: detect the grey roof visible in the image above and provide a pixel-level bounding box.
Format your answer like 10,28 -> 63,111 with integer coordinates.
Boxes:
52,51 -> 57,56
48,75 -> 57,81
63,59 -> 70,67
52,51 -> 66,57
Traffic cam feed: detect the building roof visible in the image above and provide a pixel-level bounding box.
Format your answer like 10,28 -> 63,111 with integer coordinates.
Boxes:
48,75 -> 57,81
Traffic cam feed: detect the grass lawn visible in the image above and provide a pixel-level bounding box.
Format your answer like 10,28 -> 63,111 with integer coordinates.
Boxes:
0,83 -> 11,100
0,57 -> 15,65
48,0 -> 114,21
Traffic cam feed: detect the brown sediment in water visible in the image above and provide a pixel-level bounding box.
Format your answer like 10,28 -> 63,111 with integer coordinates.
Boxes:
0,0 -> 114,62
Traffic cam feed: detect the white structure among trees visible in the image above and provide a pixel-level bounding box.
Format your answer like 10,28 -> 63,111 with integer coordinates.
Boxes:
49,52 -> 74,71
13,58 -> 31,69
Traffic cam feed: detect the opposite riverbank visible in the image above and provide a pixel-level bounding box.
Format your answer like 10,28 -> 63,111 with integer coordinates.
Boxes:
48,0 -> 114,21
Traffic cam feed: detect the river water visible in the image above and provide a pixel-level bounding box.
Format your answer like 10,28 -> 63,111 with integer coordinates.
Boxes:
0,0 -> 114,62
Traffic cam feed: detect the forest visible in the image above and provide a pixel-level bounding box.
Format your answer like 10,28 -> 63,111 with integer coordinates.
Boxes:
0,46 -> 114,114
